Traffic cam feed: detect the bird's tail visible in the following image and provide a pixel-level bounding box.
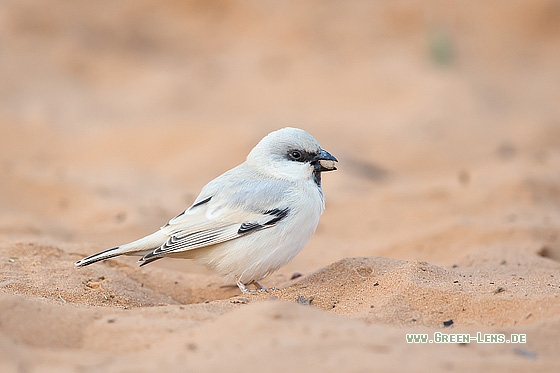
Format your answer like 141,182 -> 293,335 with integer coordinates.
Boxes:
74,230 -> 167,267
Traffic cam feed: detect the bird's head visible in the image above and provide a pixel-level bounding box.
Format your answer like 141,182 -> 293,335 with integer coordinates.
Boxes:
247,127 -> 337,184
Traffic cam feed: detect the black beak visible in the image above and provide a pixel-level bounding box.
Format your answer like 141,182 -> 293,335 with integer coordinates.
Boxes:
312,149 -> 338,172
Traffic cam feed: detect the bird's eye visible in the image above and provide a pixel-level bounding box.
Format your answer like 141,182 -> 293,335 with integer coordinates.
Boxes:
289,150 -> 302,161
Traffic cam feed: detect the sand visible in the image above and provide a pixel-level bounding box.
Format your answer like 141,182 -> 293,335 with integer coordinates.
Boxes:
1,1 -> 560,372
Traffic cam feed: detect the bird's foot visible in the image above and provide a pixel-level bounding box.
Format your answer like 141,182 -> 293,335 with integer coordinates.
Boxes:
236,279 -> 271,294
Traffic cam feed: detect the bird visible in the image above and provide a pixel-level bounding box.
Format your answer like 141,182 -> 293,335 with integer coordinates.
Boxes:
75,127 -> 338,293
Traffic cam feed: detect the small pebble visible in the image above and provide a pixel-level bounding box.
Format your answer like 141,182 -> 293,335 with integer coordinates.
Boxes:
296,295 -> 314,305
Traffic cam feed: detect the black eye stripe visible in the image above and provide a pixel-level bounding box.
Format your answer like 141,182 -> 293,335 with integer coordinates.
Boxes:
287,149 -> 316,163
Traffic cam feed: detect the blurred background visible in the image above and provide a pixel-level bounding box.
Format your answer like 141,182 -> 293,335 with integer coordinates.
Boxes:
1,0 -> 559,274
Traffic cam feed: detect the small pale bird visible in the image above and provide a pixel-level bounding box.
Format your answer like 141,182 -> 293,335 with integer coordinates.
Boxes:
75,127 -> 337,293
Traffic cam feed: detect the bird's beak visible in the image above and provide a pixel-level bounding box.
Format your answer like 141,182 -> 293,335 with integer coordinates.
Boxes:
312,149 -> 338,172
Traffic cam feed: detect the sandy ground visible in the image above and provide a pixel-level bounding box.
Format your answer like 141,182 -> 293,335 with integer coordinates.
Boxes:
1,1 -> 560,372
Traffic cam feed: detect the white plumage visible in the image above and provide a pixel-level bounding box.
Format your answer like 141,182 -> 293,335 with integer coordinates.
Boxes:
75,127 -> 337,293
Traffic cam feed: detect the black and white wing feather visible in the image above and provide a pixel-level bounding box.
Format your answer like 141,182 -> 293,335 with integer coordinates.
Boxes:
139,166 -> 292,265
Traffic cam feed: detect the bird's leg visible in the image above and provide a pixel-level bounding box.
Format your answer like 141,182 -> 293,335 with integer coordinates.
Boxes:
253,280 -> 268,292
235,277 -> 268,293
235,278 -> 252,293
235,277 -> 264,294
255,280 -> 279,292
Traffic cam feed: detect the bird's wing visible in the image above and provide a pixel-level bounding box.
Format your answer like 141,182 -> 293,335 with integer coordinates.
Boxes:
139,167 -> 292,263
